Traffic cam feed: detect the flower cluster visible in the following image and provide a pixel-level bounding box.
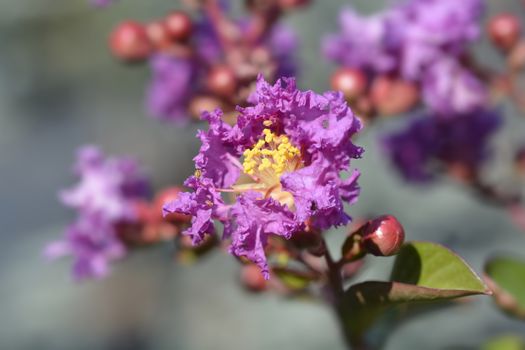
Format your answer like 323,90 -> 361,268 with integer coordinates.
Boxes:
147,22 -> 299,123
110,1 -> 302,124
324,0 -> 487,117
163,76 -> 363,278
382,109 -> 502,183
45,146 -> 150,280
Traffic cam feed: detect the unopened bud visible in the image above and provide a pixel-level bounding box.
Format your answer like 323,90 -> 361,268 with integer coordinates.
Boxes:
206,65 -> 238,98
241,264 -> 267,292
146,20 -> 172,50
155,187 -> 191,223
331,68 -> 368,101
508,40 -> 525,71
488,14 -> 521,52
362,215 -> 405,256
370,75 -> 419,116
109,21 -> 152,62
189,95 -> 224,120
164,11 -> 193,42
278,0 -> 310,10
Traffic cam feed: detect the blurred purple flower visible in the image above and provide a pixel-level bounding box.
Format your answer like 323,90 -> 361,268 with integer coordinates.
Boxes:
268,24 -> 300,78
47,146 -> 150,280
164,76 -> 363,278
45,214 -> 125,280
323,8 -> 397,72
422,59 -> 488,117
147,55 -> 196,123
395,0 -> 484,80
382,108 -> 502,183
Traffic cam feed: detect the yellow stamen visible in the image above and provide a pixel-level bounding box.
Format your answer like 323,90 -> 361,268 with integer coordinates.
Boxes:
241,129 -> 302,185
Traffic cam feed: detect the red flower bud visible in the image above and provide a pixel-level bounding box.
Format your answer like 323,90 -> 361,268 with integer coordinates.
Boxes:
370,75 -> 419,116
164,11 -> 193,42
278,0 -> 310,10
206,65 -> 238,98
109,21 -> 152,62
146,20 -> 172,50
189,96 -> 224,120
330,68 -> 368,101
155,187 -> 191,223
362,215 -> 405,256
240,264 -> 267,292
488,14 -> 521,52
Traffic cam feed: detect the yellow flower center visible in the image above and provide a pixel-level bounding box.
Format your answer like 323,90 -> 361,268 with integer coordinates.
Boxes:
232,128 -> 302,207
242,129 -> 301,186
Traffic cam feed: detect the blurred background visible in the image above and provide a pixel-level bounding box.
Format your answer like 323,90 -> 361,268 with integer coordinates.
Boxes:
1,0 -> 525,349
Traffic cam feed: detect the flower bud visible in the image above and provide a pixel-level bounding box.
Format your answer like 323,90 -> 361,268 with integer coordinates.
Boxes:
189,95 -> 224,120
488,14 -> 521,52
330,68 -> 367,101
362,215 -> 405,256
164,11 -> 193,42
370,75 -> 419,116
515,146 -> 525,174
155,187 -> 191,223
240,264 -> 267,292
278,0 -> 310,10
109,21 -> 152,62
206,65 -> 238,98
146,20 -> 172,50
508,40 -> 525,71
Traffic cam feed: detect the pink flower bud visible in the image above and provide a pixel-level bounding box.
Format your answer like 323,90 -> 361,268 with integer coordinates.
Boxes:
330,67 -> 367,101
241,264 -> 267,292
109,21 -> 152,62
362,215 -> 405,256
488,14 -> 521,52
164,11 -> 193,42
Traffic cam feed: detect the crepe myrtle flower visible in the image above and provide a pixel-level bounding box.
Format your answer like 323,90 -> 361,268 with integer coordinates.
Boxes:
421,59 -> 488,117
382,108 -> 501,183
395,0 -> 484,80
45,146 -> 150,280
322,8 -> 396,73
163,76 -> 363,278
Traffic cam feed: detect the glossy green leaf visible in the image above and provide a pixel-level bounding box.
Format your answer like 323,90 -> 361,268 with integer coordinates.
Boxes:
391,241 -> 488,293
485,256 -> 525,319
340,241 -> 489,347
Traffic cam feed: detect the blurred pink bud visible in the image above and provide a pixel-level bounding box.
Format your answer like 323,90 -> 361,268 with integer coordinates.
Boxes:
370,75 -> 419,116
488,14 -> 521,52
109,21 -> 152,62
331,67 -> 367,101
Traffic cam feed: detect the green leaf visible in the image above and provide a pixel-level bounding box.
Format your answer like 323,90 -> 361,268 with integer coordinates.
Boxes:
340,241 -> 489,347
273,267 -> 316,291
485,256 -> 525,319
482,334 -> 525,350
391,241 -> 488,293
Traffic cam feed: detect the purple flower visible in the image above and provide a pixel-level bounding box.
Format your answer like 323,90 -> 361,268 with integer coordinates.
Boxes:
422,59 -> 488,116
60,146 -> 149,221
164,76 -> 363,277
268,24 -> 300,78
395,0 -> 484,80
382,108 -> 501,183
323,8 -> 397,72
146,55 -> 196,123
47,146 -> 150,280
324,0 -> 484,81
45,214 -> 125,280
